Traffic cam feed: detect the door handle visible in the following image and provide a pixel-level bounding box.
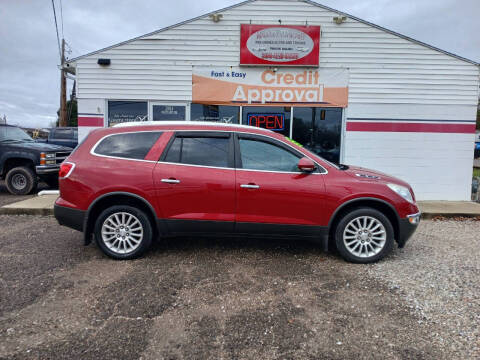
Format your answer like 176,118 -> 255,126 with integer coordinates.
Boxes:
240,184 -> 260,189
161,178 -> 180,184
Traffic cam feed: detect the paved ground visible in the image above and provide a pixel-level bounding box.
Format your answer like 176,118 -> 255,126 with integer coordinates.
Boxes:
0,181 -> 48,207
0,216 -> 478,359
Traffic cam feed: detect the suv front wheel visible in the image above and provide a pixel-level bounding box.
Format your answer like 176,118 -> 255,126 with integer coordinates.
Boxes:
335,207 -> 394,263
5,166 -> 38,195
94,205 -> 153,260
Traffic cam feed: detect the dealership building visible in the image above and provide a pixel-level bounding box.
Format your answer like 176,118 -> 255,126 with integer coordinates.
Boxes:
65,0 -> 480,201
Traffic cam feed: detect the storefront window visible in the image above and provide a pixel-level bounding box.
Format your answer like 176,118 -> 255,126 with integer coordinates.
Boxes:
292,107 -> 342,163
108,101 -> 148,126
152,105 -> 186,121
190,104 -> 240,123
241,106 -> 291,137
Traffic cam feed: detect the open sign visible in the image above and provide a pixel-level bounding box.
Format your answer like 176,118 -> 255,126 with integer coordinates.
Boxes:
248,113 -> 284,131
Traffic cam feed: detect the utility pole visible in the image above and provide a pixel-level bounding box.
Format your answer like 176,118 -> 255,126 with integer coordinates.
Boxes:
59,38 -> 67,127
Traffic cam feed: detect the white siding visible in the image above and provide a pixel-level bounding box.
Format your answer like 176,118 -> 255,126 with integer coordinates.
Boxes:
73,0 -> 480,200
75,0 -> 479,104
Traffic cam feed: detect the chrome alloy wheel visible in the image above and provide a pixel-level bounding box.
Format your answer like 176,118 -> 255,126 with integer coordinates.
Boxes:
101,212 -> 143,254
343,216 -> 387,258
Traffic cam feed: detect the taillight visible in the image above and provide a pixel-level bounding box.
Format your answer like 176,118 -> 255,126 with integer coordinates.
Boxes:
59,162 -> 75,179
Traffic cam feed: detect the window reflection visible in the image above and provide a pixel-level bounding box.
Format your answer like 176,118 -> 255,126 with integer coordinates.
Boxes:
292,107 -> 342,163
191,104 -> 240,123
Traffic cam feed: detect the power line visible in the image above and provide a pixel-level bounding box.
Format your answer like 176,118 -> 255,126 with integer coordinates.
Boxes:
59,0 -> 64,39
51,0 -> 61,61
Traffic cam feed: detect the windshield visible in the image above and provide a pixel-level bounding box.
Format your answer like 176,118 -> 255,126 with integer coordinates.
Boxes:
0,127 -> 34,142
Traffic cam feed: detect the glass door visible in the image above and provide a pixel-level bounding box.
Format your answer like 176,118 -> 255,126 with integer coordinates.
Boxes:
292,107 -> 342,163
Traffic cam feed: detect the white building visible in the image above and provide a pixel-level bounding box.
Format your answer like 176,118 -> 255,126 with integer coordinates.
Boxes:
65,0 -> 480,201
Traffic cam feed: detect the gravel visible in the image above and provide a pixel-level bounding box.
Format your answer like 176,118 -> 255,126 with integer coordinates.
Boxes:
366,219 -> 480,358
0,216 -> 479,359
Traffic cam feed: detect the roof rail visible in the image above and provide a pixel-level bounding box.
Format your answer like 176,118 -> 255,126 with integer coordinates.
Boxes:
113,121 -> 271,132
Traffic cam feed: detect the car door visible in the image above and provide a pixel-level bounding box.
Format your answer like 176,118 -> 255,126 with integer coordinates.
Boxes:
234,133 -> 327,237
153,131 -> 236,234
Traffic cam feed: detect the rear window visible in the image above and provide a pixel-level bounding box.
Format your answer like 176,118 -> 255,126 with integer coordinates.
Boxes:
94,132 -> 162,160
54,129 -> 73,139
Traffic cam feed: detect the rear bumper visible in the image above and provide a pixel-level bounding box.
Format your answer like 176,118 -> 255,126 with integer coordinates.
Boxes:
397,212 -> 421,248
54,204 -> 85,232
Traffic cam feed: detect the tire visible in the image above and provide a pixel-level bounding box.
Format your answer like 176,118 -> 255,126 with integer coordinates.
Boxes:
5,166 -> 38,195
334,207 -> 394,264
94,205 -> 153,260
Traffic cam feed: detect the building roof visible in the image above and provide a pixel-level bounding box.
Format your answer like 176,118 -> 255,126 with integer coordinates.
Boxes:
66,0 -> 479,67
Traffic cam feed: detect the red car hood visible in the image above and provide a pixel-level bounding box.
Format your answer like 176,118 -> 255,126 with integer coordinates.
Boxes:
343,165 -> 411,188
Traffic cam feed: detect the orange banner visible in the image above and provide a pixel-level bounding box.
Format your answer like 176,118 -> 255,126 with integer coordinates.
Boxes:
192,67 -> 349,107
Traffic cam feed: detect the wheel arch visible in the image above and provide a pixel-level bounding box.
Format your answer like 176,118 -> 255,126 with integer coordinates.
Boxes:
2,157 -> 36,176
327,197 -> 400,248
84,192 -> 158,245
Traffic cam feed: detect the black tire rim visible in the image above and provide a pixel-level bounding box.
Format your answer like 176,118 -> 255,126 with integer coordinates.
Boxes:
11,173 -> 27,190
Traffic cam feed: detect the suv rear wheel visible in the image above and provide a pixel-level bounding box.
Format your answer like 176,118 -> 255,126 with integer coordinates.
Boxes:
335,207 -> 394,263
94,205 -> 153,260
5,166 -> 38,195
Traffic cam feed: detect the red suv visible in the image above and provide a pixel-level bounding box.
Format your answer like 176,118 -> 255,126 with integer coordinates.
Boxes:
54,122 -> 420,263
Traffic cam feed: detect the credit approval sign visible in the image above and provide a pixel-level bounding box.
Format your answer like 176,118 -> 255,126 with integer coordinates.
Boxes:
192,67 -> 349,107
240,24 -> 320,66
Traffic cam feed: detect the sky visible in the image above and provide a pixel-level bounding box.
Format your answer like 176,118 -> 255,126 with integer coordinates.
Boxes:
0,0 -> 479,128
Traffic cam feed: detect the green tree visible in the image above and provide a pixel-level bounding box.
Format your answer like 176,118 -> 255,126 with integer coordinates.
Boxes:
56,99 -> 78,127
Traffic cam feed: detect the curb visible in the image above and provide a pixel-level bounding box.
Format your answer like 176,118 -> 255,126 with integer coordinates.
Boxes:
421,212 -> 480,220
0,208 -> 54,216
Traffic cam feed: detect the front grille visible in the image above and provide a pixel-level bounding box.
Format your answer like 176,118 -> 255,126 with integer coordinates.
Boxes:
55,151 -> 71,164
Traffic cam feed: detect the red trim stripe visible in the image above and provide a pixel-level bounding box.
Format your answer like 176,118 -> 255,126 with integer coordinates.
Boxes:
78,116 -> 104,127
346,122 -> 476,134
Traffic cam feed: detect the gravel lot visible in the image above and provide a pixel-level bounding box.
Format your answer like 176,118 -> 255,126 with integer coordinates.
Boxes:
0,181 -> 48,207
0,215 -> 478,359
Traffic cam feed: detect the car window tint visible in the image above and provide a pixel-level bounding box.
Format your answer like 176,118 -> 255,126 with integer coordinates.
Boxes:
164,136 -> 230,168
239,138 -> 300,172
94,132 -> 162,160
164,137 -> 181,163
54,129 -> 72,139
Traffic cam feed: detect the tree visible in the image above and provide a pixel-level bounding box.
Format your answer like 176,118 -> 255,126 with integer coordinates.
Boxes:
56,99 -> 77,127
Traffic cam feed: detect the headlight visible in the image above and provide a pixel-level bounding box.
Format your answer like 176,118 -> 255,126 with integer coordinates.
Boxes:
387,183 -> 414,203
45,153 -> 55,159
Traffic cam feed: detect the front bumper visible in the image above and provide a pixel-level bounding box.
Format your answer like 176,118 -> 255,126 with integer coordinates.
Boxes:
36,165 -> 60,175
54,204 -> 85,232
397,212 -> 421,248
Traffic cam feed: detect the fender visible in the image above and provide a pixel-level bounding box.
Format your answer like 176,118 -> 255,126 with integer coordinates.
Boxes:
83,191 -> 159,245
327,196 -> 400,230
0,152 -> 37,175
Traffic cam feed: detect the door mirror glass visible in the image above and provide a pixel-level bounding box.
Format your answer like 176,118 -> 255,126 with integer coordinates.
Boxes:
297,157 -> 316,173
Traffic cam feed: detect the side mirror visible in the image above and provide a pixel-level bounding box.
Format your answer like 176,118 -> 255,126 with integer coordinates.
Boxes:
297,157 -> 316,173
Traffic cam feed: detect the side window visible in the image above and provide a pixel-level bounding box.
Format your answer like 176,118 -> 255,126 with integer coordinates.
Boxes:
94,132 -> 162,160
54,129 -> 72,139
239,138 -> 301,172
163,136 -> 230,168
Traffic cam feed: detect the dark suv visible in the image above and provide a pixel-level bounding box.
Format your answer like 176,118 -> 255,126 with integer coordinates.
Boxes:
54,122 -> 420,263
0,124 -> 72,194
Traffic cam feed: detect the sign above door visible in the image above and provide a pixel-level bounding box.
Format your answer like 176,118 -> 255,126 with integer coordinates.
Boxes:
240,24 -> 320,66
192,67 -> 349,107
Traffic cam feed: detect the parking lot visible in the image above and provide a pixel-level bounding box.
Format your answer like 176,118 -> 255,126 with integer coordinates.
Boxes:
0,181 -> 48,207
0,213 -> 478,359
